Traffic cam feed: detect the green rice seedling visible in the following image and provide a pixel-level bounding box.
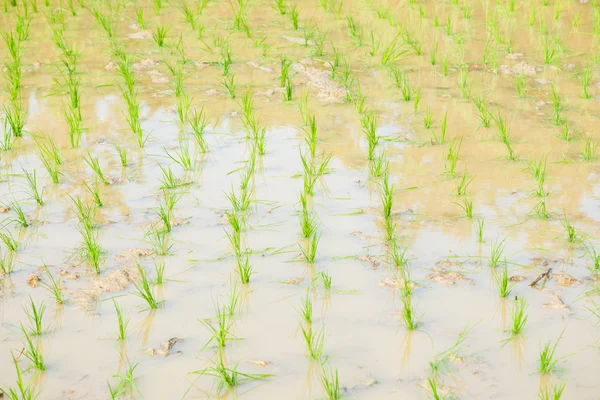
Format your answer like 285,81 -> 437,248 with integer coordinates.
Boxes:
584,242 -> 600,271
221,74 -> 236,100
300,151 -> 331,196
1,355 -> 35,400
474,217 -> 484,242
428,376 -> 442,400
495,267 -> 514,298
230,0 -> 250,36
225,185 -> 251,212
539,382 -> 566,400
191,358 -> 272,394
457,66 -> 469,99
561,211 -> 578,243
64,106 -> 83,148
543,37 -> 556,65
84,152 -> 110,185
560,121 -> 572,142
581,135 -> 598,162
16,15 -> 32,41
40,268 -> 63,304
431,111 -> 447,144
445,15 -> 452,36
413,87 -> 421,113
134,263 -> 160,309
165,61 -> 185,98
20,325 -> 45,371
152,25 -> 168,47
237,252 -> 253,284
456,171 -> 473,196
180,2 -> 196,28
515,73 -> 527,98
400,291 -> 419,330
368,30 -> 381,57
380,172 -> 394,220
580,68 -> 592,99
275,0 -> 286,14
361,111 -> 378,160
492,109 -> 515,160
165,141 -> 194,171
6,201 -> 29,228
534,196 -> 548,219
423,106 -> 433,129
220,45 -> 233,76
24,297 -> 45,336
370,150 -> 388,178
539,332 -> 565,374
381,34 -> 409,66
22,169 -> 44,206
111,363 -> 140,398
347,15 -> 362,45
113,300 -> 128,341
122,92 -> 145,148
317,271 -> 332,289
312,34 -> 326,57
429,38 -> 438,65
507,297 -> 528,337
90,7 -> 116,38
177,93 -> 192,124
279,55 -> 292,87
0,229 -> 19,253
225,212 -> 242,258
158,165 -> 180,190
35,135 -> 62,165
455,196 -> 473,219
145,224 -> 172,255
489,237 -> 506,268
0,251 -> 15,275
199,302 -> 234,349
37,147 -> 60,183
69,195 -> 96,231
441,55 -> 449,76
300,322 -> 325,359
189,107 -> 211,153
299,195 -> 317,238
135,7 -> 145,29
284,77 -> 293,101
78,226 -> 102,273
4,101 -> 26,138
300,230 -> 320,263
391,241 -> 408,267
290,4 -> 299,29
445,137 -> 462,177
320,363 -> 341,400
113,145 -> 127,168
298,292 -> 312,324
549,84 -> 562,126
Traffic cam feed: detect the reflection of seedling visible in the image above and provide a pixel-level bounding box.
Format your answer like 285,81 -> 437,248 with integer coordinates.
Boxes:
539,382 -> 565,400
298,293 -> 312,324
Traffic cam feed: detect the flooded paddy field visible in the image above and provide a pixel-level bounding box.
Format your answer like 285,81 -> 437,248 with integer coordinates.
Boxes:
1,0 -> 600,398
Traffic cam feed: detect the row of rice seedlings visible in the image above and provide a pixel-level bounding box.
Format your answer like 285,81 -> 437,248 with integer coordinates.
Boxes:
2,30 -> 26,141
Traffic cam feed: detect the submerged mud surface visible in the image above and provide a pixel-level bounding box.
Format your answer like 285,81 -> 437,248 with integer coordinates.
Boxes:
1,0 -> 600,399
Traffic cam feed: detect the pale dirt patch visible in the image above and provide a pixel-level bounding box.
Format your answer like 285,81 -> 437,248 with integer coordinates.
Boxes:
292,61 -> 346,103
133,59 -> 160,71
128,31 -> 152,39
26,273 -> 40,288
427,262 -> 473,285
146,337 -> 182,356
499,61 -> 541,76
115,248 -> 154,262
553,272 -> 580,286
378,277 -> 418,290
147,70 -> 169,84
246,61 -> 274,73
543,293 -> 569,310
247,360 -> 270,367
76,264 -> 140,310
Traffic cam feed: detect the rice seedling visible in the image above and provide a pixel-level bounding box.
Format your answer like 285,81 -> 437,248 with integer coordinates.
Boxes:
474,218 -> 484,243
133,263 -> 161,309
6,201 -> 29,228
456,171 -> 473,196
581,135 -> 598,162
381,34 -> 409,66
20,325 -> 45,371
584,242 -> 600,271
489,237 -> 506,268
189,107 -> 211,153
400,291 -> 419,330
152,25 -> 168,47
320,363 -> 342,400
200,302 -> 235,349
24,297 -> 45,336
220,45 -> 233,76
549,84 -> 562,126
514,73 -> 527,98
299,194 -> 317,238
284,76 -> 293,101
0,251 -> 15,275
391,240 -> 409,267
507,297 -> 528,337
539,331 -> 565,374
370,150 -> 388,178
135,7 -> 145,29
16,15 -> 32,41
441,55 -> 449,76
298,293 -> 312,324
347,15 -> 362,45
230,0 -> 250,36
22,168 -> 44,206
275,0 -> 286,14
360,111 -> 378,160
429,38 -> 438,65
445,137 -> 462,177
380,172 -> 394,220
539,382 -> 566,400
3,101 -> 26,139
580,67 -> 592,99
157,192 -> 180,233
317,271 -> 332,290
428,376 -> 442,400
236,252 -> 253,284
64,105 -> 83,148
111,363 -> 140,398
165,141 -> 194,171
423,106 -> 433,129
492,109 -> 515,160
543,37 -> 556,65
560,121 -> 572,142
84,152 -> 110,185
0,229 -> 19,252
431,111 -> 447,145
1,355 -> 35,400
40,268 -> 63,304
457,66 -> 470,99
454,196 -> 473,219
494,267 -> 514,298
561,211 -> 578,243
300,151 -> 331,196
145,224 -> 172,256
78,225 -> 102,274
300,230 -> 320,264
191,358 -> 272,394
300,322 -> 325,359
289,4 -> 299,30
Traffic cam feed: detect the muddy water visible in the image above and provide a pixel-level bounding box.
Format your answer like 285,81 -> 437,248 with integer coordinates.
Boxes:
1,0 -> 600,399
